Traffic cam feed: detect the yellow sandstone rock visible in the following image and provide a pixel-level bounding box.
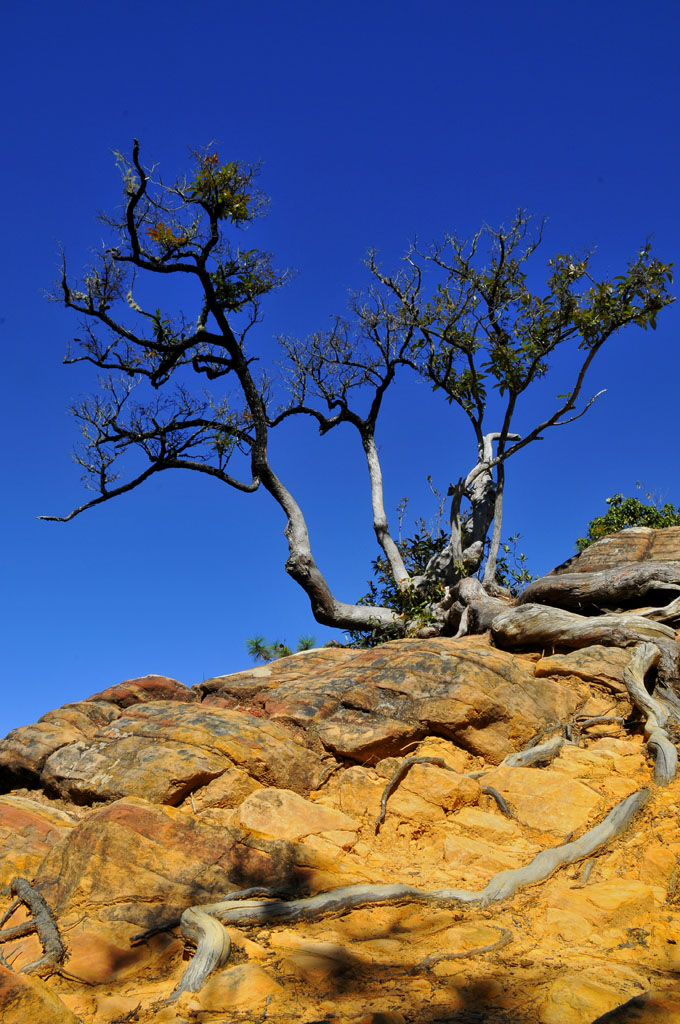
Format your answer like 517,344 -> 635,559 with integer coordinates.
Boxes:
0,965 -> 79,1024
194,962 -> 284,1012
480,765 -> 603,835
238,787 -> 359,839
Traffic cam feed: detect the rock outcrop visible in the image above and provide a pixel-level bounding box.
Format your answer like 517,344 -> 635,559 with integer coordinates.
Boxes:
551,525 -> 680,575
1,529 -> 680,1024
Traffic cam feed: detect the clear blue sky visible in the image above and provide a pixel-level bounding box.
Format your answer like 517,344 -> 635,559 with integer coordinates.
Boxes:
1,0 -> 678,734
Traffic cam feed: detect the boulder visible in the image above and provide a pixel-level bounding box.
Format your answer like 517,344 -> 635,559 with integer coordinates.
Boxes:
0,675 -> 193,788
86,674 -> 196,707
543,880 -> 665,946
238,788 -> 358,841
192,962 -> 284,1013
535,645 -> 631,691
201,637 -> 580,764
192,765 -> 262,810
479,766 -> 603,836
0,701 -> 121,782
539,968 -> 648,1024
39,701 -> 321,803
551,526 -> 680,575
591,988 -> 680,1024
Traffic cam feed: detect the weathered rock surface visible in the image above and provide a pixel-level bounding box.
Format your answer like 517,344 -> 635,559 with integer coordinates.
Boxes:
238,787 -> 359,841
0,965 -> 79,1023
200,636 -> 581,764
551,525 -> 680,575
2,563 -> 680,1024
0,795 -> 76,885
0,675 -> 194,786
535,644 -> 631,691
4,700 -> 320,804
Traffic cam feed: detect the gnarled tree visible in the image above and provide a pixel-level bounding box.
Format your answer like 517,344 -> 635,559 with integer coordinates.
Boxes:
42,142 -> 674,640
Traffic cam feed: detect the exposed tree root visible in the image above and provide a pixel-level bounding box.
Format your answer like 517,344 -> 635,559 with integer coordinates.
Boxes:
518,563 -> 680,613
480,785 -> 512,816
414,926 -> 513,971
167,905 -> 231,1002
374,756 -> 461,834
623,643 -> 678,784
0,899 -> 21,930
575,715 -> 625,733
640,594 -> 680,626
491,603 -> 680,688
500,733 -> 569,768
167,789 -> 648,1000
492,603 -> 677,649
373,756 -> 514,836
0,877 -> 66,974
575,859 -> 596,887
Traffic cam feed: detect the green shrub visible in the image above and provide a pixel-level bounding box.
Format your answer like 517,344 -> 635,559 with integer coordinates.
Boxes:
576,490 -> 680,551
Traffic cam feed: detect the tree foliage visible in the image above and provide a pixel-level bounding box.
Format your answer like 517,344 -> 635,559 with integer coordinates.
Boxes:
42,141 -> 675,642
577,491 -> 680,551
347,519 -> 533,648
246,635 -> 317,663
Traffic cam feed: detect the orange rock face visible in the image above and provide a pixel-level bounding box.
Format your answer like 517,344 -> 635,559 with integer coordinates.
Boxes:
0,965 -> 80,1023
202,636 -> 581,763
0,795 -> 76,885
1,628 -> 680,1023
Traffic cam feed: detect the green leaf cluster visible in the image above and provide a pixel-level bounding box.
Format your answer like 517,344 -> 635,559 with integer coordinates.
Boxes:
346,519 -> 534,649
576,492 -> 680,551
209,249 -> 279,313
245,635 -> 317,663
410,219 -> 674,419
188,152 -> 258,224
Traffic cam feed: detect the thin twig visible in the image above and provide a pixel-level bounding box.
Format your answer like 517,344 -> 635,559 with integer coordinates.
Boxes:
576,715 -> 625,731
0,899 -> 21,929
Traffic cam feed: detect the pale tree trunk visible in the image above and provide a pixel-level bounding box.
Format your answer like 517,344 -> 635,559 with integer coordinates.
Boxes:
474,431 -> 520,584
260,465 -> 402,632
424,431 -> 519,586
448,576 -> 512,637
462,434 -> 499,571
413,478 -> 466,591
482,460 -> 506,587
361,433 -> 410,587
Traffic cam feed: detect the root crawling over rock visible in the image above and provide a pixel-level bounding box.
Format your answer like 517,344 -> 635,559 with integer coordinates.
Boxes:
623,642 -> 679,784
169,788 -> 649,999
0,878 -> 65,974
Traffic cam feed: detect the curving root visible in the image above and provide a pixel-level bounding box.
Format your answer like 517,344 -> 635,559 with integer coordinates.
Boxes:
414,926 -> 513,971
167,906 -> 231,1002
167,788 -> 648,999
375,756 -> 462,834
623,642 -> 678,784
